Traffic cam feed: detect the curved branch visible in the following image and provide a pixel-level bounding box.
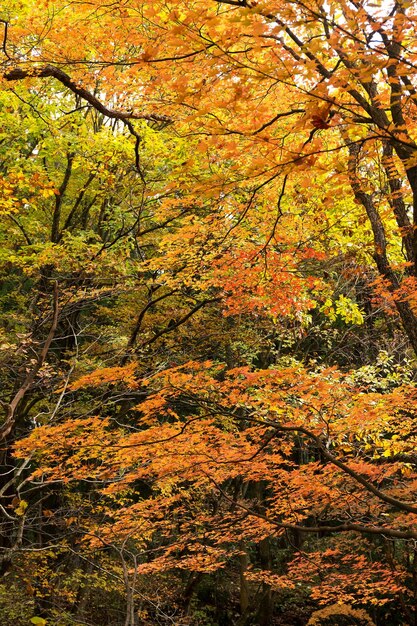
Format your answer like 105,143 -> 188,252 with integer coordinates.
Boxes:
4,65 -> 173,125
0,282 -> 59,442
211,477 -> 417,541
0,20 -> 11,60
141,297 -> 222,348
4,64 -> 173,179
265,421 -> 417,515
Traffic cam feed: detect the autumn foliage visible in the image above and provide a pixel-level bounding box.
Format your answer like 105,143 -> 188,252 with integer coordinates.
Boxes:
2,0 -> 417,624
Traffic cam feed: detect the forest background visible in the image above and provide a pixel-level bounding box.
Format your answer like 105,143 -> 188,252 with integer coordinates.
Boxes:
2,0 -> 417,624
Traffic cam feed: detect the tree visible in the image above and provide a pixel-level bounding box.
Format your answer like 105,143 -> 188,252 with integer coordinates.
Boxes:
3,1 -> 417,624
3,0 -> 417,348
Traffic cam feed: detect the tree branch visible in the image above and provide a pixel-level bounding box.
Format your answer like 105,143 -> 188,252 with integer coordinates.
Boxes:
0,282 -> 59,442
211,477 -> 417,541
4,65 -> 173,125
264,421 -> 417,515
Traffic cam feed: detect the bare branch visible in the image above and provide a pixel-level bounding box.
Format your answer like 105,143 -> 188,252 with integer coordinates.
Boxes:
0,281 -> 59,442
0,20 -> 11,60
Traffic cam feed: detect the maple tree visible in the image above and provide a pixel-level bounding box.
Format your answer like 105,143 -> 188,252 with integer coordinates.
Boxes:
2,0 -> 417,625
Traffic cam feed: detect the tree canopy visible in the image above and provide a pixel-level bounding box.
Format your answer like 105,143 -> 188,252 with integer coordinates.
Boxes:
2,1 -> 417,624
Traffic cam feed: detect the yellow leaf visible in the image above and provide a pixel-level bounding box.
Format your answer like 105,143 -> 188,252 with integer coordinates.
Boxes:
14,499 -> 28,516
